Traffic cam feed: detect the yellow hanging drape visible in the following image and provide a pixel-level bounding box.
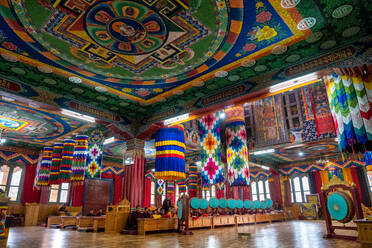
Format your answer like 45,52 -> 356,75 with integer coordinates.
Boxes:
342,168 -> 353,183
320,171 -> 329,184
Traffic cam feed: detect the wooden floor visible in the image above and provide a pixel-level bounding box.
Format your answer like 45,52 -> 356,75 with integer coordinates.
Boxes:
6,221 -> 360,248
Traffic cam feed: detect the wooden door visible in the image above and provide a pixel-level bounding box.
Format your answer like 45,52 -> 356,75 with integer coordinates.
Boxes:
84,179 -> 112,215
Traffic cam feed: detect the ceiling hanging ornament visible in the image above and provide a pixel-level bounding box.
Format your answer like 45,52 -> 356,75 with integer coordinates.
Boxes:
154,125 -> 186,181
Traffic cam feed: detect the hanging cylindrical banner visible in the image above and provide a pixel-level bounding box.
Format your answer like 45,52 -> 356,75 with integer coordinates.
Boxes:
36,147 -> 53,186
225,106 -> 250,186
188,162 -> 198,193
200,113 -> 224,187
59,139 -> 75,182
49,143 -> 63,184
177,178 -> 187,193
155,125 -> 186,180
71,135 -> 88,182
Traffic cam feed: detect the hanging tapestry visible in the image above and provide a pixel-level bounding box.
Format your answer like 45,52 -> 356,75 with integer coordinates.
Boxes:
225,106 -> 250,186
325,74 -> 372,151
253,95 -> 288,146
177,178 -> 187,193
188,163 -> 198,192
33,152 -> 42,189
309,82 -> 336,138
36,147 -> 52,186
49,143 -> 63,184
167,181 -> 175,194
184,119 -> 200,150
71,135 -> 88,182
200,113 -> 223,187
155,125 -> 186,180
58,139 -> 75,183
156,179 -> 165,195
85,130 -> 104,179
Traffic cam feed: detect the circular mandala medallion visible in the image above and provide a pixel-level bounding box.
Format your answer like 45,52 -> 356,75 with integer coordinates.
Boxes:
85,1 -> 167,55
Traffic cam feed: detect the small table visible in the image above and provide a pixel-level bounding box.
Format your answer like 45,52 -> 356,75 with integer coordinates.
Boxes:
354,219 -> 372,247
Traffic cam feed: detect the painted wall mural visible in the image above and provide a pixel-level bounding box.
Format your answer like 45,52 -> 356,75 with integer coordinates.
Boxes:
0,100 -> 88,144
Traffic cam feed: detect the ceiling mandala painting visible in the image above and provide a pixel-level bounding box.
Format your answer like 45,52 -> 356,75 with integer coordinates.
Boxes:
0,0 -> 370,122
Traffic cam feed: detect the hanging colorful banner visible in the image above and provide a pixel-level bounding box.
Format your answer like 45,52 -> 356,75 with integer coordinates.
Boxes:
325,74 -> 372,151
49,143 -> 63,184
176,178 -> 187,193
155,125 -> 186,180
156,179 -> 165,195
58,139 -> 75,183
225,106 -> 250,186
71,135 -> 88,182
200,113 -> 224,187
188,163 -> 198,192
36,147 -> 52,186
85,130 -> 104,179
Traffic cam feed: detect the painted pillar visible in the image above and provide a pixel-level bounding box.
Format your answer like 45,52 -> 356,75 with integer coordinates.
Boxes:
225,106 -> 250,186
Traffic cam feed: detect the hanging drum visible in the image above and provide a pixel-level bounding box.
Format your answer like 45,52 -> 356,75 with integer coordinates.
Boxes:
200,199 -> 208,210
209,198 -> 219,209
190,198 -> 200,209
219,198 -> 228,208
243,200 -> 251,209
260,200 -> 267,209
266,199 -> 273,208
228,199 -> 236,209
327,191 -> 355,223
236,200 -> 243,209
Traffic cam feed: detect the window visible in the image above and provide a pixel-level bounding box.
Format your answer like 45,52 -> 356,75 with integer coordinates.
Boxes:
49,183 -> 69,203
251,179 -> 270,201
211,185 -> 216,198
283,91 -> 303,130
0,165 -> 24,202
175,184 -> 179,203
290,175 -> 310,203
204,188 -> 211,201
367,171 -> 372,192
151,181 -> 156,206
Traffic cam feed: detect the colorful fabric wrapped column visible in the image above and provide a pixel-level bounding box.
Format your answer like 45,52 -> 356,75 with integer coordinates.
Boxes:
324,74 -> 372,151
36,147 -> 53,186
188,163 -> 198,197
155,125 -> 186,180
177,178 -> 187,194
200,113 -> 224,187
85,130 -> 104,179
59,139 -> 75,183
71,135 -> 88,182
225,106 -> 250,186
49,143 -> 63,184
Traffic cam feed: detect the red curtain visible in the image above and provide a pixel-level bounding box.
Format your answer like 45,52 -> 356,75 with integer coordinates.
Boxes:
313,171 -> 322,194
351,167 -> 363,202
143,177 -> 151,208
129,150 -> 145,208
39,186 -> 50,204
113,174 -> 123,205
123,165 -> 132,201
242,186 -> 250,200
22,164 -> 41,204
71,182 -> 85,206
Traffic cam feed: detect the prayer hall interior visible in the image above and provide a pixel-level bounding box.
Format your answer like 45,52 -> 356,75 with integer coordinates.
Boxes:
0,0 -> 371,247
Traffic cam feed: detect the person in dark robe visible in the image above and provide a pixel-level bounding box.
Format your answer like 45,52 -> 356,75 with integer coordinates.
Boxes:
143,207 -> 151,218
95,209 -> 104,216
86,210 -> 95,216
125,205 -> 144,230
162,197 -> 172,214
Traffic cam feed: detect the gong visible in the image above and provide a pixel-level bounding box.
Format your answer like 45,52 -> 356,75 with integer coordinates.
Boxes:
219,198 -> 227,208
327,191 -> 355,223
190,198 -> 200,209
209,198 -> 219,209
228,199 -> 236,209
200,199 -> 208,210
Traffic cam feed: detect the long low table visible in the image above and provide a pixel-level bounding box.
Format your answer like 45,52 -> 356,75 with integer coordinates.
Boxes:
137,218 -> 177,236
136,213 -> 286,235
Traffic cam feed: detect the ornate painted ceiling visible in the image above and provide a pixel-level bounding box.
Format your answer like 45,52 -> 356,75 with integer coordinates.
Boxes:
0,0 -> 371,125
0,99 -> 90,145
250,139 -> 340,166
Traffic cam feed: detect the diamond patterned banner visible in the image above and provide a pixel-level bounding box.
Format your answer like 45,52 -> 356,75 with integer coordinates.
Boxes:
71,135 -> 88,182
200,113 -> 223,187
156,179 -> 165,195
85,130 -> 104,179
225,106 -> 250,186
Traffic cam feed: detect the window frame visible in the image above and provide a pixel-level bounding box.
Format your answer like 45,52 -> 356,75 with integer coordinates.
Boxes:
150,180 -> 156,206
48,183 -> 70,204
290,174 -> 310,203
0,164 -> 25,203
250,178 -> 270,201
367,170 -> 372,193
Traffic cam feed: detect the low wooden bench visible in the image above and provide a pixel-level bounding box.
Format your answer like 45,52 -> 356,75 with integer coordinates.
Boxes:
76,216 -> 105,232
47,216 -> 61,228
93,217 -> 106,232
60,216 -> 77,229
189,216 -> 213,229
212,215 -> 236,228
137,218 -> 177,236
